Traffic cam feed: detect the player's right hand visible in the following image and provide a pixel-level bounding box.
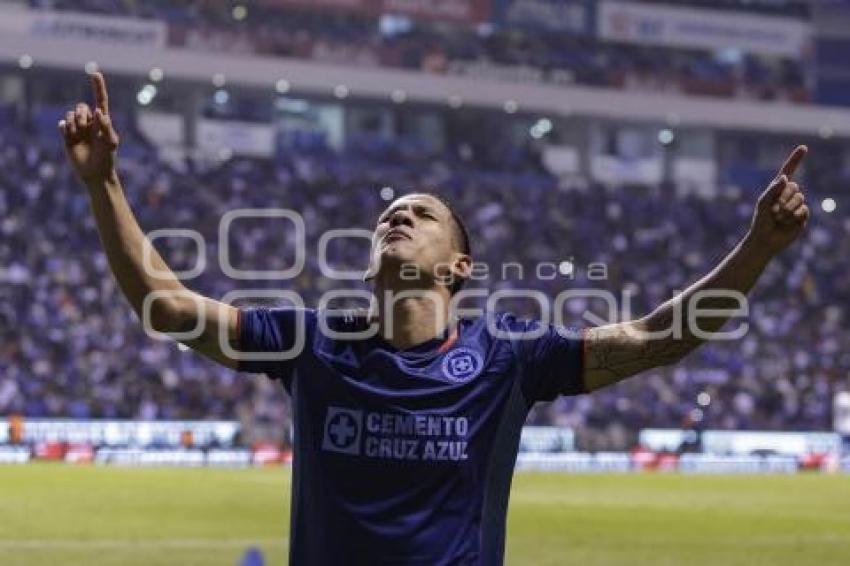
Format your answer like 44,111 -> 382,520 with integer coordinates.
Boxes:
749,145 -> 810,255
59,72 -> 120,185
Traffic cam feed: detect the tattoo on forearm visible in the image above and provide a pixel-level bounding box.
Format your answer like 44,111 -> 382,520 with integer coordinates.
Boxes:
584,233 -> 769,391
585,294 -> 727,387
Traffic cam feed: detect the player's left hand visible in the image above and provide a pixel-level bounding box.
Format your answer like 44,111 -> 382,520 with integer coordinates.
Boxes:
59,71 -> 120,186
748,145 -> 810,255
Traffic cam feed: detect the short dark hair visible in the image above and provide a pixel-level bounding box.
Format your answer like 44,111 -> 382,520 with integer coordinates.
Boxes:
420,192 -> 471,295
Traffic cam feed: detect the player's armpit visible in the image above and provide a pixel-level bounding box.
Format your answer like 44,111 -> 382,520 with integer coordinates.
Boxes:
167,294 -> 240,370
583,318 -> 692,392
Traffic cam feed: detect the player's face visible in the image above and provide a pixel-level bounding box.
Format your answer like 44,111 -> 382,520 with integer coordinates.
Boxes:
366,194 -> 465,288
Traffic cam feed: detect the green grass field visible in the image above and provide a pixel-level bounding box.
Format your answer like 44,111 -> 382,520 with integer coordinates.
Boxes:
1,465 -> 849,565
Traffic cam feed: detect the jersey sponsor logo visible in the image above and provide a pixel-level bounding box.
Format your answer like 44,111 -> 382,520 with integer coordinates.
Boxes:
441,347 -> 483,382
321,407 -> 469,462
322,407 -> 363,455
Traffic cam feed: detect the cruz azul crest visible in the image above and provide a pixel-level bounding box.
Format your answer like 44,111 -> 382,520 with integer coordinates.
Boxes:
441,347 -> 484,383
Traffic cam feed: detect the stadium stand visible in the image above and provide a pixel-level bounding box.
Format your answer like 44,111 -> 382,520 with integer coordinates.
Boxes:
1,92 -> 847,449
24,0 -> 813,104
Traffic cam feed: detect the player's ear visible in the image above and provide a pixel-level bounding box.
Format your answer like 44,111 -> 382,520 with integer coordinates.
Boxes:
449,253 -> 473,284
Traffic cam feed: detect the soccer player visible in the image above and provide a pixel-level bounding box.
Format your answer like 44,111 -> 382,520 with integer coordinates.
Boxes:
60,73 -> 810,564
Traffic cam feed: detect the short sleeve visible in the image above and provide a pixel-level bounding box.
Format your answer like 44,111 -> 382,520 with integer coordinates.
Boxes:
237,307 -> 316,385
500,313 -> 586,403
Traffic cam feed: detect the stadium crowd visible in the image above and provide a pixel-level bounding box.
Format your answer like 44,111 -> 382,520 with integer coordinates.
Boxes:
1,97 -> 847,449
25,0 -> 811,105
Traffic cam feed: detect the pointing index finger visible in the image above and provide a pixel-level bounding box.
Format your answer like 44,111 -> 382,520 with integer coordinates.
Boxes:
92,71 -> 109,115
779,145 -> 807,178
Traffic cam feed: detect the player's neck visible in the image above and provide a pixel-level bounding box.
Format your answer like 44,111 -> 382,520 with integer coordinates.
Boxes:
371,284 -> 453,350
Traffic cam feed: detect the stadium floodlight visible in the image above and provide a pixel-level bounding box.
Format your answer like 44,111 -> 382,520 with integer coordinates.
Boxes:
658,128 -> 675,146
380,186 -> 394,201
232,5 -> 247,21
136,84 -> 157,106
275,79 -> 290,94
18,54 -> 33,69
531,118 -> 553,139
558,260 -> 574,276
821,198 -> 837,213
136,91 -> 152,106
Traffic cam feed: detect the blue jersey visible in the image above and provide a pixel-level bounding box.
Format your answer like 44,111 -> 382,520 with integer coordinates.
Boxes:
238,308 -> 585,565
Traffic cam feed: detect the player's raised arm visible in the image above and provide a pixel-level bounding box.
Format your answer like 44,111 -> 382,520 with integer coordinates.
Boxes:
60,72 -> 239,369
582,145 -> 810,392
